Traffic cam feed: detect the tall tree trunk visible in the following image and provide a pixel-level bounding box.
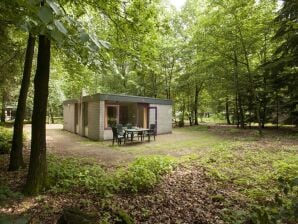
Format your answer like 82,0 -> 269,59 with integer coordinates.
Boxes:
9,34 -> 35,171
194,84 -> 199,125
235,94 -> 239,127
180,98 -> 185,127
256,102 -> 263,136
233,51 -> 243,128
276,92 -> 279,129
49,106 -> 54,124
238,95 -> 245,128
1,91 -> 6,122
23,35 -> 50,195
225,97 -> 231,125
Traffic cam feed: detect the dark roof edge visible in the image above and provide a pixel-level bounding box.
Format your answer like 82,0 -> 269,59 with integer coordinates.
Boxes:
63,99 -> 79,105
98,93 -> 172,105
63,93 -> 172,105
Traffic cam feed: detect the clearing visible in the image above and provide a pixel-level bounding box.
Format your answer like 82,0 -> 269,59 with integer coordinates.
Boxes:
1,124 -> 297,223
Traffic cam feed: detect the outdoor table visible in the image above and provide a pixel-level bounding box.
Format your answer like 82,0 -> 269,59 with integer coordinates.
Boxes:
125,128 -> 150,142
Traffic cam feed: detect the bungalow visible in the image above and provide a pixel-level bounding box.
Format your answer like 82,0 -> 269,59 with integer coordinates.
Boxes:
62,93 -> 172,140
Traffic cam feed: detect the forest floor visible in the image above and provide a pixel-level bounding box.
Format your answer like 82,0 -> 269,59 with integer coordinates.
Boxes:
0,124 -> 297,223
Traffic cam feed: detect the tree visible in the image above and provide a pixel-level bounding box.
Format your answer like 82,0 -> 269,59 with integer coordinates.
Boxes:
9,34 -> 35,171
23,34 -> 50,195
21,0 -> 120,194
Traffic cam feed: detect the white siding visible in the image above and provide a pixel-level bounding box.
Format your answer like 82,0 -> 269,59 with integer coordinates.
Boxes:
99,101 -> 105,140
104,130 -> 113,140
63,104 -> 75,133
149,104 -> 172,134
87,101 -> 100,140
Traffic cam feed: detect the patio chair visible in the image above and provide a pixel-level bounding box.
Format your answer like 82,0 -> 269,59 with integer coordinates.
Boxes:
145,124 -> 156,141
126,123 -> 132,129
116,124 -> 125,135
112,126 -> 125,145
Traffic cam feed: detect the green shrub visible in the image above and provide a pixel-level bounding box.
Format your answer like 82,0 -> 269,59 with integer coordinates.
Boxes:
119,156 -> 176,192
131,156 -> 176,176
249,177 -> 298,224
0,127 -> 12,154
119,165 -> 157,192
47,156 -> 118,196
47,155 -> 176,195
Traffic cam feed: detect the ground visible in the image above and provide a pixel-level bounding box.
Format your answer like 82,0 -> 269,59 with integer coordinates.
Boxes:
43,124 -> 226,167
1,124 -> 297,223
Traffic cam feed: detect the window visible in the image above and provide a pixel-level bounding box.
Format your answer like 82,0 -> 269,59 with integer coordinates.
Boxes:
106,105 -> 119,128
104,102 -> 149,128
119,105 -> 129,125
84,103 -> 88,126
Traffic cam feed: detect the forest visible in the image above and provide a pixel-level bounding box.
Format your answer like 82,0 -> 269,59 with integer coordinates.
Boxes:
0,0 -> 297,223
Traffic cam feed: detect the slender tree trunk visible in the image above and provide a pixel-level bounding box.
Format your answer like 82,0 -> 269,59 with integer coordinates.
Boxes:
235,93 -> 239,127
256,102 -> 263,136
225,97 -> 231,125
9,34 -> 35,171
276,92 -> 279,129
238,95 -> 245,128
49,106 -> 54,124
194,84 -> 199,125
181,98 -> 185,127
1,91 -> 6,122
233,51 -> 243,128
236,21 -> 254,129
23,35 -> 50,195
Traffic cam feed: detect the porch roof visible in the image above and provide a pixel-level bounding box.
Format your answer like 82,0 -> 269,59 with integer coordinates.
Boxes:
63,93 -> 172,105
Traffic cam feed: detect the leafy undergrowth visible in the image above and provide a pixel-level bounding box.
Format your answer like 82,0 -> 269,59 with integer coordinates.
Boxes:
47,155 -> 177,196
0,126 -> 27,155
1,126 -> 297,223
0,127 -> 13,154
198,142 -> 298,223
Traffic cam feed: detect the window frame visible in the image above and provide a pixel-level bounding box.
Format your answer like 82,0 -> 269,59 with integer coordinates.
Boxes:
105,104 -> 119,129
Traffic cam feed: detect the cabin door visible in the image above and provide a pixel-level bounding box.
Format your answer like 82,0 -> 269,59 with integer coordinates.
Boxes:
148,107 -> 157,133
74,103 -> 79,133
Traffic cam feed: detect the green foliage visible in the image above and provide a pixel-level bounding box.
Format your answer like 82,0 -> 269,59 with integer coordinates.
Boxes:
47,156 -> 117,196
0,215 -> 28,224
0,185 -> 23,205
249,177 -> 298,224
47,155 -> 176,196
198,142 -> 298,222
0,127 -> 12,154
114,209 -> 134,224
119,165 -> 156,193
118,156 -> 176,193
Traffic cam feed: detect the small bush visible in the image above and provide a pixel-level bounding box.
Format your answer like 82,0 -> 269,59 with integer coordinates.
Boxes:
119,156 -> 176,192
119,166 -> 157,192
0,127 -> 12,154
47,156 -> 117,196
